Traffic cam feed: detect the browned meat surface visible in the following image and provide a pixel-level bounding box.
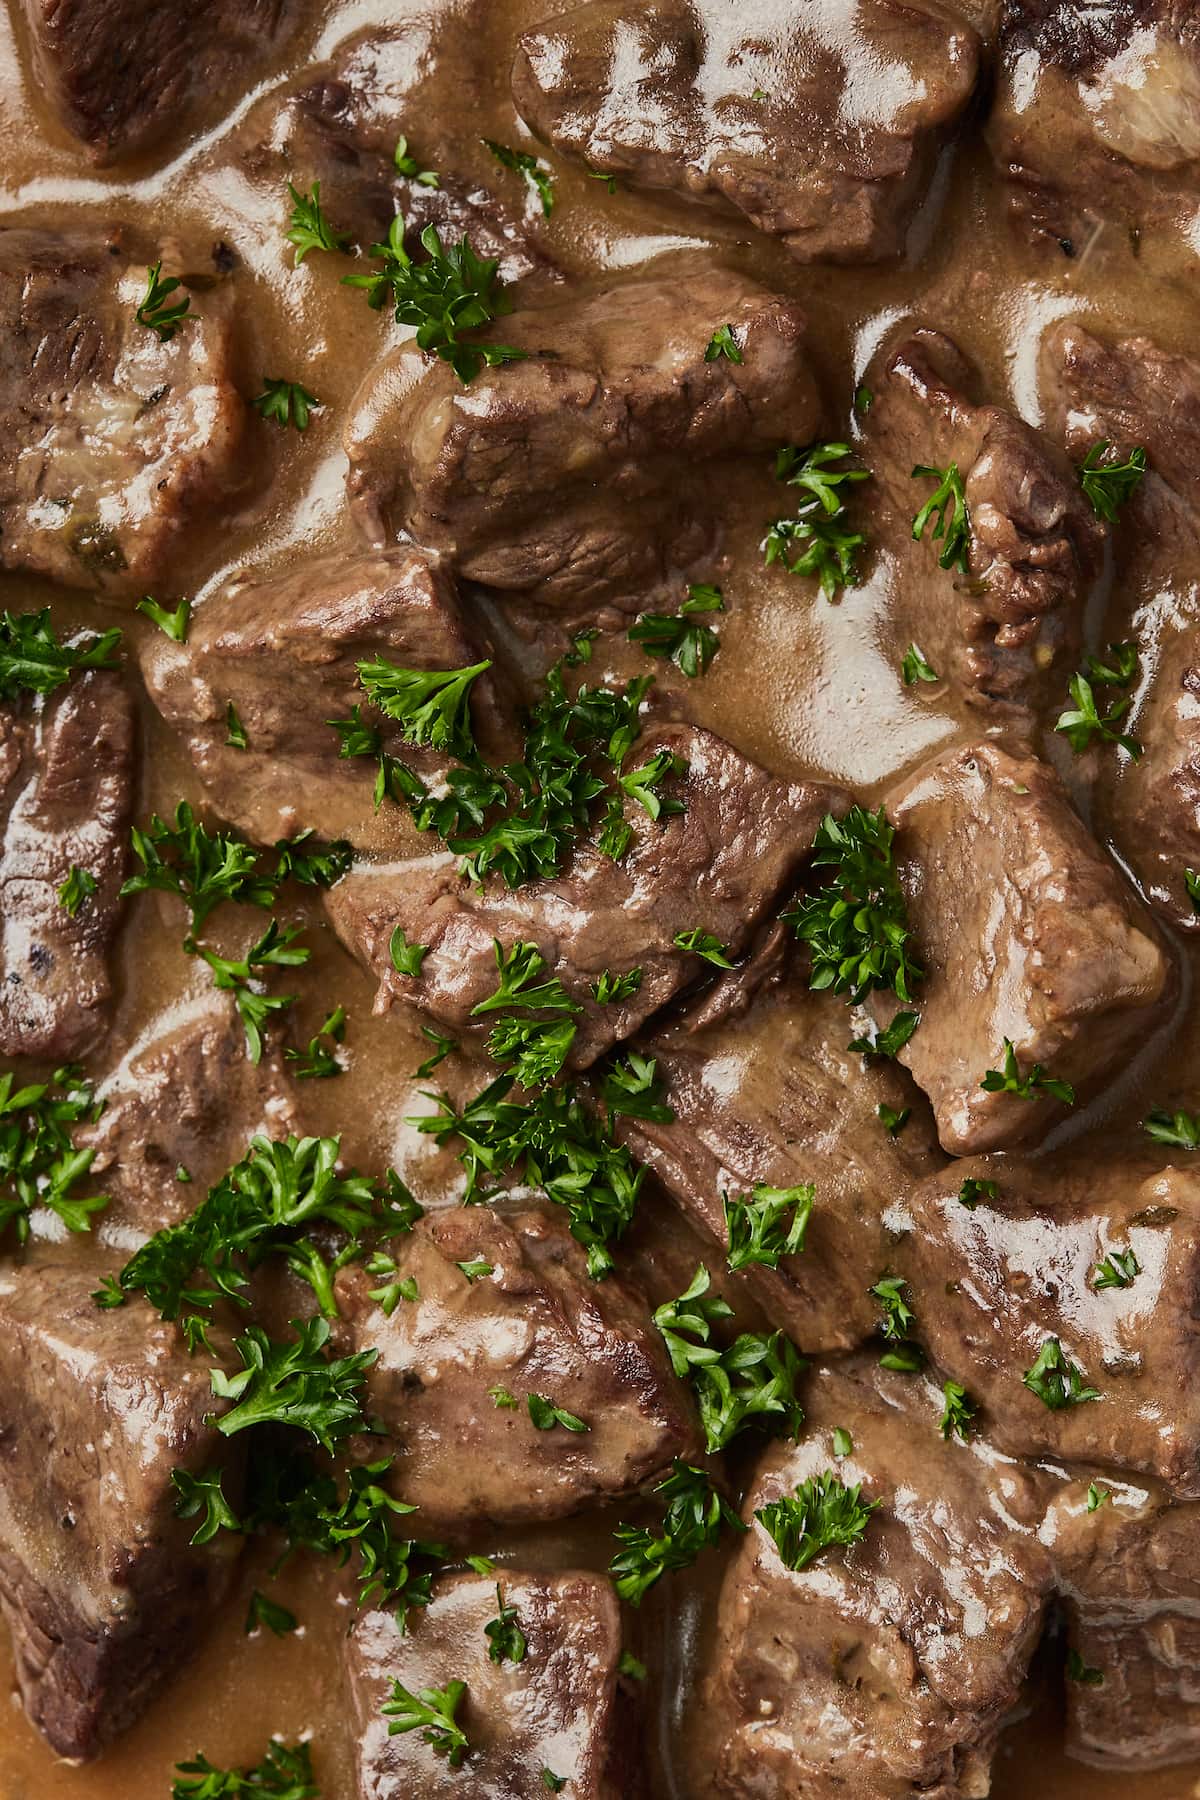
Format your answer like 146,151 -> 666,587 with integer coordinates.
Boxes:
325,723 -> 843,1064
332,1206 -> 698,1531
704,1357 -> 1055,1798
621,959 -> 942,1349
863,327 -> 1106,712
346,1569 -> 629,1798
0,670 -> 133,1060
898,1152 -> 1200,1497
19,0 -> 294,163
344,263 -> 821,612
0,1256 -> 239,1761
0,229 -> 243,592
1040,321 -> 1200,929
988,0 -> 1200,277
870,740 -> 1171,1153
141,548 -> 510,851
78,998 -> 298,1241
513,0 -> 980,264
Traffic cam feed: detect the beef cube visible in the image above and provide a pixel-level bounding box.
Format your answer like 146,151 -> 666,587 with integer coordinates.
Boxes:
0,1256 -> 240,1760
898,1152 -> 1200,1498
987,0 -> 1200,280
0,229 -> 243,592
323,723 -> 843,1066
332,1206 -> 699,1531
0,670 -> 133,1060
871,740 -> 1170,1154
344,264 -> 822,610
513,0 -> 980,264
1040,321 -> 1200,929
78,997 -> 298,1241
141,548 -> 509,850
346,1569 -> 628,1798
21,0 -> 294,163
862,328 -> 1105,711
704,1356 -> 1054,1798
621,963 -> 942,1350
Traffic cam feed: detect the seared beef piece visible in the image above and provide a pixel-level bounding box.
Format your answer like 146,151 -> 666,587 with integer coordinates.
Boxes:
898,1152 -> 1200,1498
870,741 -> 1170,1154
332,1206 -> 699,1531
988,0 -> 1200,273
0,1256 -> 239,1761
78,997 -> 298,1241
20,0 -> 293,163
0,229 -> 243,592
344,264 -> 821,611
704,1357 -> 1054,1798
1040,322 -> 1200,929
141,548 -> 510,850
621,964 -> 942,1350
324,724 -> 843,1066
863,328 -> 1105,711
347,1570 -> 629,1798
512,0 -> 979,264
0,671 -> 133,1060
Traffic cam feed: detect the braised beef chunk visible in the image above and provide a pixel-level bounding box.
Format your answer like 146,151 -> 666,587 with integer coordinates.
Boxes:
871,741 -> 1170,1154
0,671 -> 133,1060
705,1357 -> 1054,1798
0,1257 -> 239,1761
0,230 -> 243,592
621,966 -> 942,1350
988,0 -> 1200,274
513,0 -> 979,264
347,1570 -> 627,1798
21,0 -> 294,163
344,264 -> 822,610
863,328 -> 1105,710
899,1153 -> 1200,1497
332,1207 -> 698,1530
141,548 -> 508,850
324,724 -> 843,1065
1040,322 -> 1200,928
78,998 -> 297,1240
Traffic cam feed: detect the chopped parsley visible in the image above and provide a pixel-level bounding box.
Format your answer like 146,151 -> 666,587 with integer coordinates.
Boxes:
285,180 -> 350,263
383,1679 -> 469,1766
1067,1647 -> 1104,1687
832,1426 -> 853,1457
877,1102 -> 910,1137
356,657 -> 491,759
869,1274 -> 915,1340
673,928 -> 733,967
1087,1482 -> 1110,1513
171,1740 -> 318,1799
705,323 -> 743,363
389,927 -> 428,978
755,1470 -> 879,1572
785,805 -> 920,1004
484,1585 -> 527,1663
137,595 -> 190,641
939,1379 -> 975,1441
0,1065 -> 107,1242
620,749 -> 687,820
0,608 -> 121,700
245,1590 -> 299,1637
472,939 -> 581,1087
225,701 -> 249,750
1023,1337 -> 1100,1410
1077,441 -> 1146,522
591,967 -> 643,1005
457,1258 -> 493,1283
197,920 -> 308,1064
628,583 -> 724,677
483,137 -> 555,215
209,1315 -> 375,1449
1145,1108 -> 1200,1148
724,1183 -> 814,1271
1092,1246 -> 1139,1290
981,1039 -> 1075,1105
601,1051 -> 673,1123
653,1265 -> 805,1452
1055,669 -> 1141,759
610,1461 -> 745,1605
527,1391 -> 589,1432
136,261 -> 192,341
172,1466 -> 242,1545
763,441 -> 868,598
285,1007 -> 347,1081
901,642 -> 938,686
57,864 -> 97,916
958,1177 -> 999,1209
254,379 -> 321,431
394,134 -> 439,186
848,1009 -> 919,1059
911,462 -> 970,573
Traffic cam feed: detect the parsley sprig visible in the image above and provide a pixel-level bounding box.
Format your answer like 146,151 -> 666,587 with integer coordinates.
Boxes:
1078,441 -> 1146,522
785,805 -> 920,1003
483,137 -> 555,215
912,462 -> 970,573
210,1315 -> 375,1449
763,442 -> 868,598
172,1740 -> 318,1800
653,1265 -> 805,1452
1023,1337 -> 1100,1410
0,608 -> 121,701
136,261 -> 192,341
1145,1108 -> 1200,1148
610,1462 -> 745,1605
981,1040 -> 1075,1105
285,181 -> 350,263
0,1066 -> 107,1242
1055,669 -> 1141,759
628,584 -> 724,678
755,1470 -> 879,1572
724,1183 -> 814,1271
355,657 -> 492,759
472,940 -> 581,1086
254,379 -> 320,432
484,1584 -> 527,1663
383,1679 -> 469,1766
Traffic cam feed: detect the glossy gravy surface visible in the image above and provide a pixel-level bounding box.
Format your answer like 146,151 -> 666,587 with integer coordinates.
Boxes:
3,0 -> 1200,1794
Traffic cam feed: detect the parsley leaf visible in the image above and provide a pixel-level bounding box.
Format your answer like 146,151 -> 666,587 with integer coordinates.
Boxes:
137,595 -> 190,641
911,462 -> 970,573
785,805 -> 920,1003
981,1039 -> 1075,1105
601,1050 -> 673,1123
389,927 -> 428,978
171,1739 -> 318,1799
958,1177 -> 999,1209
1023,1337 -> 1101,1410
225,701 -> 249,750
394,135 -> 439,186
483,137 -> 555,215
357,657 -> 491,759
755,1469 -> 879,1572
484,1584 -> 527,1663
1078,441 -> 1146,522
762,441 -> 869,599
136,261 -> 192,341
254,379 -> 320,432
1087,1482 -> 1109,1512
628,584 -> 724,678
1092,1247 -> 1139,1290
1055,670 -> 1141,759
245,1590 -> 299,1637
285,180 -> 350,264
1086,640 -> 1139,686
1067,1647 -> 1105,1686
527,1391 -> 589,1432
610,1461 -> 745,1605
57,864 -> 97,917
901,642 -> 938,686
620,749 -> 687,820
939,1379 -> 975,1441
0,608 -> 121,701
672,927 -> 732,967
382,1678 -> 469,1766
705,323 -> 743,363
724,1184 -> 814,1271
171,1466 -> 242,1546
848,1010 -> 919,1059
1144,1108 -> 1200,1148
210,1315 -> 375,1448
591,967 -> 643,1005
121,802 -> 277,935
877,1102 -> 910,1138
197,920 -> 308,1064
653,1265 -> 805,1452
285,1006 -> 346,1081
0,1065 -> 107,1243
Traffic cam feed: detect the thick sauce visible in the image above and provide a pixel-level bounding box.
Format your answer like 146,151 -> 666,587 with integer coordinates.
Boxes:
3,0 -> 1200,1794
